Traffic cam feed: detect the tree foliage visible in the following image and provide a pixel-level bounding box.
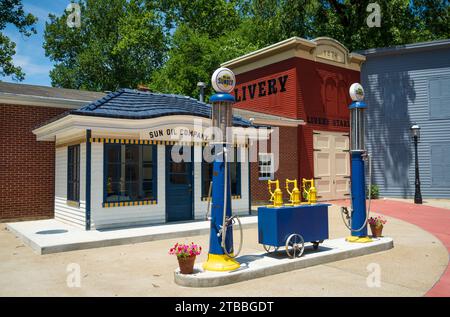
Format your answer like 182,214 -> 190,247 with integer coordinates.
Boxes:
0,0 -> 37,81
44,0 -> 166,91
149,24 -> 257,98
41,0 -> 449,94
241,0 -> 449,51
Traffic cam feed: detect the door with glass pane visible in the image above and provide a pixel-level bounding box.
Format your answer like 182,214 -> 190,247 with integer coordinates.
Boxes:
166,145 -> 193,222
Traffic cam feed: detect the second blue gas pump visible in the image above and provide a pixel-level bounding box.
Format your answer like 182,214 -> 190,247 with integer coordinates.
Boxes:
341,83 -> 373,243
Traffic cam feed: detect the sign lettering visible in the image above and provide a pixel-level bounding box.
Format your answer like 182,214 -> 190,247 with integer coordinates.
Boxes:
307,116 -> 350,128
234,75 -> 288,102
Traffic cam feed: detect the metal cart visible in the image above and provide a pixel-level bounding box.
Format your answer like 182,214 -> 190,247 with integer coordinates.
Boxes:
258,204 -> 330,258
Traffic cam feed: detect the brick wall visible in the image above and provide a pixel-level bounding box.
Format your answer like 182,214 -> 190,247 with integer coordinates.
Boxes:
0,104 -> 67,221
250,125 -> 299,204
234,58 -> 299,119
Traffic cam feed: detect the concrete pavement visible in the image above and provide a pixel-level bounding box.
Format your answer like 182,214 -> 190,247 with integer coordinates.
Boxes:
333,198 -> 450,297
0,204 -> 447,296
6,216 -> 258,254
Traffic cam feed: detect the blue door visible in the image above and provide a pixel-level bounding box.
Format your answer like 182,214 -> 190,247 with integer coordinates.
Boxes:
166,145 -> 193,222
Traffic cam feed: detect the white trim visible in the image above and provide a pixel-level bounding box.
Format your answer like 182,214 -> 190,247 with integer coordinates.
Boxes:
33,115 -> 212,140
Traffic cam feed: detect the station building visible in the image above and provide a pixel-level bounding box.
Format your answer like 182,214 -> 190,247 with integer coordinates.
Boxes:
222,37 -> 365,202
32,89 -> 254,229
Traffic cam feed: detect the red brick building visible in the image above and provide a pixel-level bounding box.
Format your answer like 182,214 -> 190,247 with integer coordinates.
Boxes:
0,83 -> 104,221
222,37 -> 365,203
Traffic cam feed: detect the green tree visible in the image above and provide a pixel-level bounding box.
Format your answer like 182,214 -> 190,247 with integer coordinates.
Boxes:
148,0 -> 255,98
156,0 -> 243,38
240,0 -> 318,47
243,0 -> 449,51
0,0 -> 37,81
44,0 -> 166,91
149,23 -> 257,99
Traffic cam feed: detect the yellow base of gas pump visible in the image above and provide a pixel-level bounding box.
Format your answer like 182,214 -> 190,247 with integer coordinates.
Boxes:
346,236 -> 373,243
203,253 -> 241,272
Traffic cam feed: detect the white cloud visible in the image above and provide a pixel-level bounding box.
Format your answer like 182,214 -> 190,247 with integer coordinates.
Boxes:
24,3 -> 58,25
13,54 -> 52,76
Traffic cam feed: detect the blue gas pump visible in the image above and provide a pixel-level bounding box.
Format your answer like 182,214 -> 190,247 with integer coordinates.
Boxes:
203,68 -> 242,271
341,83 -> 373,243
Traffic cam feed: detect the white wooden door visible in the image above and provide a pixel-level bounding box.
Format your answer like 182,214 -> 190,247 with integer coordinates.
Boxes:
313,131 -> 350,200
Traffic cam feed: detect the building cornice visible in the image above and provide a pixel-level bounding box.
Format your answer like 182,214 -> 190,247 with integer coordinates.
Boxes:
221,36 -> 365,75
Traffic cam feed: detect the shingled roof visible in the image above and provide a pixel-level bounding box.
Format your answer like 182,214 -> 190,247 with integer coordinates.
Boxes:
68,88 -> 251,127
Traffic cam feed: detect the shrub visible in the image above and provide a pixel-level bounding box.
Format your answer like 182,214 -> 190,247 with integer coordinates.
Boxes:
367,184 -> 379,199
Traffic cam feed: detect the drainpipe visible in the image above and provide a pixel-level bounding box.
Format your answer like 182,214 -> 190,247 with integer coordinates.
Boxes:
197,82 -> 206,102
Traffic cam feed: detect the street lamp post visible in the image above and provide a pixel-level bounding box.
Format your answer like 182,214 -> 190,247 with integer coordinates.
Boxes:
410,124 -> 422,204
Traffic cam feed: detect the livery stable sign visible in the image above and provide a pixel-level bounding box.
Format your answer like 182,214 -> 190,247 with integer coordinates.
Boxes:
233,74 -> 288,102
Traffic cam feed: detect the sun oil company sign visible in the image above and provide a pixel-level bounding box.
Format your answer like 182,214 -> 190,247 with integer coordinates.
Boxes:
140,124 -> 211,142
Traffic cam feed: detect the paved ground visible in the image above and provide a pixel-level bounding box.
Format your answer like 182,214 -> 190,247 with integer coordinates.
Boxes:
0,204 -> 447,297
385,198 -> 450,210
335,198 -> 450,297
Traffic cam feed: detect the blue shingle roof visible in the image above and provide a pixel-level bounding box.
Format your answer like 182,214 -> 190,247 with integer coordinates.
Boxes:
69,88 -> 251,127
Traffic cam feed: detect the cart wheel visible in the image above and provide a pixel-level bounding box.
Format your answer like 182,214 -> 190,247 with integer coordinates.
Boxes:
263,245 -> 279,253
312,241 -> 320,250
285,234 -> 305,258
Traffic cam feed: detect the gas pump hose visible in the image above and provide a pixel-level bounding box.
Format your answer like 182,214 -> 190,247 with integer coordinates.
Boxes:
340,152 -> 372,232
221,147 -> 243,258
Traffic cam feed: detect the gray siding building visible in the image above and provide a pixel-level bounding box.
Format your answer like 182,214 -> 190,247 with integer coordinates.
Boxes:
360,40 -> 450,199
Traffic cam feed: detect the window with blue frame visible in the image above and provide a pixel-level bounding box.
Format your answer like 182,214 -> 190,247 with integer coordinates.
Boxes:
201,145 -> 241,198
104,144 -> 157,203
67,145 -> 80,202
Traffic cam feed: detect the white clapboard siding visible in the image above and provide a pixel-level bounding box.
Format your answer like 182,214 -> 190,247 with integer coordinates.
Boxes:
54,197 -> 86,228
54,146 -> 86,228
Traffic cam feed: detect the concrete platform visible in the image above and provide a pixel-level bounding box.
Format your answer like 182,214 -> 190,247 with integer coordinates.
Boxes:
6,217 -> 258,254
174,237 -> 394,287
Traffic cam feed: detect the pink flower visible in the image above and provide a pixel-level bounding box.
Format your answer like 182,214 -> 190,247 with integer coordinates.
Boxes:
169,242 -> 202,258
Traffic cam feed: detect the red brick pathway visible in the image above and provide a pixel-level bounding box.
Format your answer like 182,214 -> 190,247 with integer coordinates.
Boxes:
331,199 -> 450,297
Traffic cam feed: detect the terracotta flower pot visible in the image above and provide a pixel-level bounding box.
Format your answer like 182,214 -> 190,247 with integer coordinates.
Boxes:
178,255 -> 196,274
370,224 -> 383,237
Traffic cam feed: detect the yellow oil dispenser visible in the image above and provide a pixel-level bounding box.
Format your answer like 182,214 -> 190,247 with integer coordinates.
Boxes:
302,178 -> 317,204
267,180 -> 283,207
285,179 -> 301,206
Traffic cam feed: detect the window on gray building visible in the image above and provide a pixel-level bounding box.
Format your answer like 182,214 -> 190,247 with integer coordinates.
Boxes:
429,77 -> 450,119
431,143 -> 450,187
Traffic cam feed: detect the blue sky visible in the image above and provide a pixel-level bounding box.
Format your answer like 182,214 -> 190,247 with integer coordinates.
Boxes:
2,0 -> 69,87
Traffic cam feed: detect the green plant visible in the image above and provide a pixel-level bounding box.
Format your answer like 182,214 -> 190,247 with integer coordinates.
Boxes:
367,184 -> 379,199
